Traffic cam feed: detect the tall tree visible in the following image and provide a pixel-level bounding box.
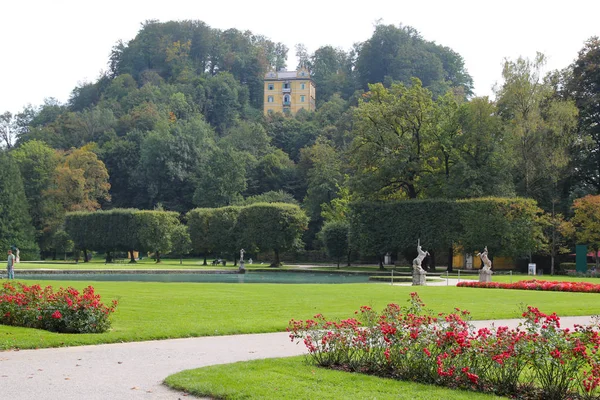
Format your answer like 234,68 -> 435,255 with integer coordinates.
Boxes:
496,53 -> 578,209
0,151 -> 39,259
11,140 -> 61,250
568,37 -> 600,195
349,79 -> 436,199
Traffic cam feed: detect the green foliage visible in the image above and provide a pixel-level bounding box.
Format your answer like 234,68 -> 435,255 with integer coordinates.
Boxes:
355,24 -> 473,96
170,224 -> 192,263
322,221 -> 350,267
134,210 -> 180,262
456,197 -> 546,257
11,140 -> 61,249
237,203 -> 309,266
186,208 -> 216,259
496,53 -> 578,207
65,208 -> 180,263
0,151 -> 39,259
233,190 -> 298,206
350,198 -> 545,259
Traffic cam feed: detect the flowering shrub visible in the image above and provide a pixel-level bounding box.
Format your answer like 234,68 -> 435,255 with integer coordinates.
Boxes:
457,279 -> 600,293
0,282 -> 118,333
288,293 -> 600,399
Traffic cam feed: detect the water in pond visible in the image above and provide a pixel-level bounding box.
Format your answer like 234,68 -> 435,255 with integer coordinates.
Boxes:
18,272 -> 372,284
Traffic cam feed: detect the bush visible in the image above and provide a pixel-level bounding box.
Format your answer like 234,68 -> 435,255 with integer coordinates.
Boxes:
288,293 -> 600,399
0,282 -> 117,333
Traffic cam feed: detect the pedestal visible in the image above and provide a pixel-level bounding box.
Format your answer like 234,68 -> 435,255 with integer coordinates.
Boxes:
412,269 -> 427,286
479,270 -> 492,283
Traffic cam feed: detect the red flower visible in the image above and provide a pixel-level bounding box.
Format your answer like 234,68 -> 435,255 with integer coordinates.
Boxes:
51,310 -> 62,319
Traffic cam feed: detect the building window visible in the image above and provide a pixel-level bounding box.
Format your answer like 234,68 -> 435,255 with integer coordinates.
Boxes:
268,83 -> 274,90
267,95 -> 274,103
283,94 -> 291,105
300,83 -> 305,90
300,95 -> 305,102
283,82 -> 290,89
267,109 -> 273,114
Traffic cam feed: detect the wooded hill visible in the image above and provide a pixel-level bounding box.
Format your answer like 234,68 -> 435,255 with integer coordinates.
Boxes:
1,20 -> 599,265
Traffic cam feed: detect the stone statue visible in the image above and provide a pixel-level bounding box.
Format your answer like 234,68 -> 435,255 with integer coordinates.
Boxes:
412,240 -> 429,286
412,240 -> 430,272
477,246 -> 493,283
239,249 -> 246,273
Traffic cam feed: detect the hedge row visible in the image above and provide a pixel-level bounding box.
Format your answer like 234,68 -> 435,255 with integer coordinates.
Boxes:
350,197 -> 545,260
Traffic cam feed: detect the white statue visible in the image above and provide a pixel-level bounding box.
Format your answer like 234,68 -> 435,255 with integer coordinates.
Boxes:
239,248 -> 245,262
477,246 -> 493,282
412,240 -> 430,272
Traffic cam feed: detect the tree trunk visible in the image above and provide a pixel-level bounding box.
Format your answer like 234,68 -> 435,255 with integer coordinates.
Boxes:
129,250 -> 137,263
203,253 -> 207,266
105,251 -> 113,263
180,256 -> 183,265
156,251 -> 161,263
337,258 -> 340,269
429,250 -> 435,271
271,249 -> 281,267
83,249 -> 89,263
379,255 -> 384,270
347,250 -> 351,267
447,246 -> 454,273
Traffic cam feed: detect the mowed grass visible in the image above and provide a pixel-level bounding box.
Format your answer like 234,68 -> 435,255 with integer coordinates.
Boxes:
165,356 -> 502,400
2,279 -> 600,350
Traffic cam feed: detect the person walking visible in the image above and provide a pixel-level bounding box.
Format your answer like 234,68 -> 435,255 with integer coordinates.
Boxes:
6,249 -> 15,279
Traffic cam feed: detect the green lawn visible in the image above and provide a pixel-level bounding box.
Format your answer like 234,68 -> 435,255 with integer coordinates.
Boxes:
164,356 -> 502,399
2,280 -> 600,350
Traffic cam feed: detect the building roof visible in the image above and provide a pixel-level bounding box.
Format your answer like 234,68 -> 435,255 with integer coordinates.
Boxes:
264,69 -> 312,80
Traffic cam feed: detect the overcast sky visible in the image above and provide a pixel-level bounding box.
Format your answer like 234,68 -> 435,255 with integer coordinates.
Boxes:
1,0 -> 599,114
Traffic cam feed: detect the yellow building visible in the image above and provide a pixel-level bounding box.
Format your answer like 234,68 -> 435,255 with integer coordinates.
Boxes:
263,67 -> 316,115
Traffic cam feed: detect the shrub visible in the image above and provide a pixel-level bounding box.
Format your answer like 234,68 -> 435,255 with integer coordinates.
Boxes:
0,282 -> 117,333
289,293 -> 600,399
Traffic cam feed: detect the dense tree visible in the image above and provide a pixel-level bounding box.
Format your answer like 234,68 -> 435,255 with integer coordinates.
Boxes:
567,37 -> 600,195
322,221 -> 350,268
355,24 -> 473,96
349,80 -> 436,199
0,151 -> 39,259
237,203 -> 308,267
572,195 -> 600,269
135,210 -> 180,263
11,140 -> 61,250
193,146 -> 247,207
496,53 -> 578,209
170,224 -> 192,264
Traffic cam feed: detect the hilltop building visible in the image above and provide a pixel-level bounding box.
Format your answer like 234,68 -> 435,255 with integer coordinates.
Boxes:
263,67 -> 316,115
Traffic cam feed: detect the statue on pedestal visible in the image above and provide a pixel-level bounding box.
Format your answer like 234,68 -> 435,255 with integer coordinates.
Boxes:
477,246 -> 493,283
412,240 -> 429,286
239,248 -> 246,273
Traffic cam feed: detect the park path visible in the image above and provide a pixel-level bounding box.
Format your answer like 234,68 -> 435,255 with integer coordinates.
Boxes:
2,315 -> 598,400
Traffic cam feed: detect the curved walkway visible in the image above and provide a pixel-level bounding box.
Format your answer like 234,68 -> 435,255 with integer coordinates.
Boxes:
2,315 -> 598,400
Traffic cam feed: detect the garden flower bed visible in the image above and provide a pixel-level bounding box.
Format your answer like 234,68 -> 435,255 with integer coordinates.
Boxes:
0,282 -> 118,333
288,293 -> 600,399
457,279 -> 600,293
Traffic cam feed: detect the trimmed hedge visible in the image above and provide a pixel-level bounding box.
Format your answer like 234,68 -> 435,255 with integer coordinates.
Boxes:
350,197 -> 545,259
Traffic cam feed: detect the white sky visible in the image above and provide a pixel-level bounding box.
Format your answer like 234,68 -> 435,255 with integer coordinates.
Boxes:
1,0 -> 599,114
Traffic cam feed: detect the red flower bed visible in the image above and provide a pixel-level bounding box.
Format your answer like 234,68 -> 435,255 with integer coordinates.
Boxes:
289,293 -> 600,399
457,279 -> 600,293
0,282 -> 118,333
